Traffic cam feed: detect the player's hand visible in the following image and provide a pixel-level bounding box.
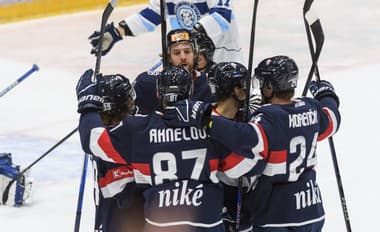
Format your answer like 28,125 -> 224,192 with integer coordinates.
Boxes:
164,99 -> 212,128
308,80 -> 339,106
89,22 -> 123,56
76,69 -> 104,113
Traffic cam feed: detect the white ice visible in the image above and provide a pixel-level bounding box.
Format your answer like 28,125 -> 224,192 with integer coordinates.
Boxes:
0,0 -> 379,231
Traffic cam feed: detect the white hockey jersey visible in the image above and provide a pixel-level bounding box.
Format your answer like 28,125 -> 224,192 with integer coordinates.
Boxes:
123,0 -> 243,63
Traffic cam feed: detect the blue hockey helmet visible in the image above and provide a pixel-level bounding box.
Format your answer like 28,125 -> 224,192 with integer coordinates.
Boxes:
191,30 -> 215,63
254,55 -> 298,92
157,65 -> 193,107
209,62 -> 249,100
102,74 -> 136,114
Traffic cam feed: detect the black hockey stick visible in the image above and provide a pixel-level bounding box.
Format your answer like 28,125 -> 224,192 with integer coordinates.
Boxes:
236,0 -> 260,230
302,1 -> 352,231
302,0 -> 324,96
75,1 -> 119,231
160,0 -> 168,67
92,0 -> 120,81
1,127 -> 78,204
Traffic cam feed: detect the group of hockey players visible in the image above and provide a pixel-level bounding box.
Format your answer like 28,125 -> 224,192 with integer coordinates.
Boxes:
77,0 -> 341,231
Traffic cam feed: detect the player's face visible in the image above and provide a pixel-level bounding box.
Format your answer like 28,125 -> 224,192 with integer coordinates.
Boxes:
169,43 -> 195,71
233,86 -> 247,101
197,53 -> 207,72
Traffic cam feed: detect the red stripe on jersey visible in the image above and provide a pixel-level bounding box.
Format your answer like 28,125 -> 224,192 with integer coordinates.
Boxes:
98,130 -> 127,164
318,108 -> 333,141
132,163 -> 151,175
209,158 -> 219,171
220,152 -> 245,172
267,150 -> 287,164
98,165 -> 134,188
255,122 -> 269,160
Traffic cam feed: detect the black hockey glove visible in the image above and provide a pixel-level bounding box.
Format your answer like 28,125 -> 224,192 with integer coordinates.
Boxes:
164,100 -> 212,128
76,69 -> 104,113
89,22 -> 123,56
308,80 -> 339,106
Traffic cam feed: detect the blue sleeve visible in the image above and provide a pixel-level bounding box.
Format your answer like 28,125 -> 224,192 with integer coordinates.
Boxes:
79,112 -> 129,165
209,115 -> 267,178
191,72 -> 214,103
307,97 -> 341,141
79,112 -> 104,154
133,71 -> 160,114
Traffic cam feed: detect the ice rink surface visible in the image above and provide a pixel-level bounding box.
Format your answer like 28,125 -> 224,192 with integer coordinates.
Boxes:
0,0 -> 379,231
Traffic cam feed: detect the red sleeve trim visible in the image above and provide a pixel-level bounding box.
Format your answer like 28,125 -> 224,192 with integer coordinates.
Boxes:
98,130 -> 127,164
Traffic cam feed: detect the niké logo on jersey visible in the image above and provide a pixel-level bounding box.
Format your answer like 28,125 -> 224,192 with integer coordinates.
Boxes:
158,180 -> 204,208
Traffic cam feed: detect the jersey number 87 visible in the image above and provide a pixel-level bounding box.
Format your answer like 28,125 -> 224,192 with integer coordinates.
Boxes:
152,148 -> 207,185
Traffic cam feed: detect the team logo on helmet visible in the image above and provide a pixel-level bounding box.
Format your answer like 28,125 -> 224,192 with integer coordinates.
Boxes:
175,2 -> 201,30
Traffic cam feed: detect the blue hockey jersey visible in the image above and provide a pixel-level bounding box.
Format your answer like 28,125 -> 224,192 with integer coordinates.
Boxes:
133,70 -> 214,115
207,96 -> 341,227
123,0 -> 243,63
79,111 -> 257,231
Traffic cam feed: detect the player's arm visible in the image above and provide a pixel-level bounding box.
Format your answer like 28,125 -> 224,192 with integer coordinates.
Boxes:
308,80 -> 341,141
89,0 -> 161,56
195,0 -> 234,42
119,0 -> 161,37
76,69 -> 128,165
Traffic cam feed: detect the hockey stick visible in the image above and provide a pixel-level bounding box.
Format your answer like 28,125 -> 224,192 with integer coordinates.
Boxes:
92,0 -> 120,81
160,0 -> 168,67
74,153 -> 89,232
0,64 -> 39,98
74,1 -> 119,231
149,59 -> 163,72
302,0 -> 324,96
236,0 -> 260,230
302,1 -> 352,231
1,127 -> 78,204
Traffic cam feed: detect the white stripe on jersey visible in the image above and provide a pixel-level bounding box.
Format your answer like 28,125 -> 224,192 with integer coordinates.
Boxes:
90,127 -> 118,163
263,162 -> 287,177
261,215 -> 325,227
224,156 -> 262,179
248,122 -> 266,156
134,169 -> 152,185
100,176 -> 134,198
145,217 -> 223,228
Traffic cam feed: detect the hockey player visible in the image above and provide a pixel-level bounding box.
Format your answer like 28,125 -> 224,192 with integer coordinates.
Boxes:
206,62 -> 253,231
133,28 -> 213,114
77,65 -> 258,231
191,29 -> 216,74
0,153 -> 32,206
164,55 -> 341,231
80,70 -> 144,232
89,0 -> 243,63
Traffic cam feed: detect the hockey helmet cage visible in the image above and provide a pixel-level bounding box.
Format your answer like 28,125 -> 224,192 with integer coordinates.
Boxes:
102,74 -> 136,113
157,65 -> 193,106
254,55 -> 298,92
212,62 -> 249,100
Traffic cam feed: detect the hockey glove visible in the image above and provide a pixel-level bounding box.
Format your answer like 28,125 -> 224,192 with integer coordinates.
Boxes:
89,22 -> 123,56
76,69 -> 104,113
249,93 -> 262,113
308,80 -> 340,107
164,100 -> 212,128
